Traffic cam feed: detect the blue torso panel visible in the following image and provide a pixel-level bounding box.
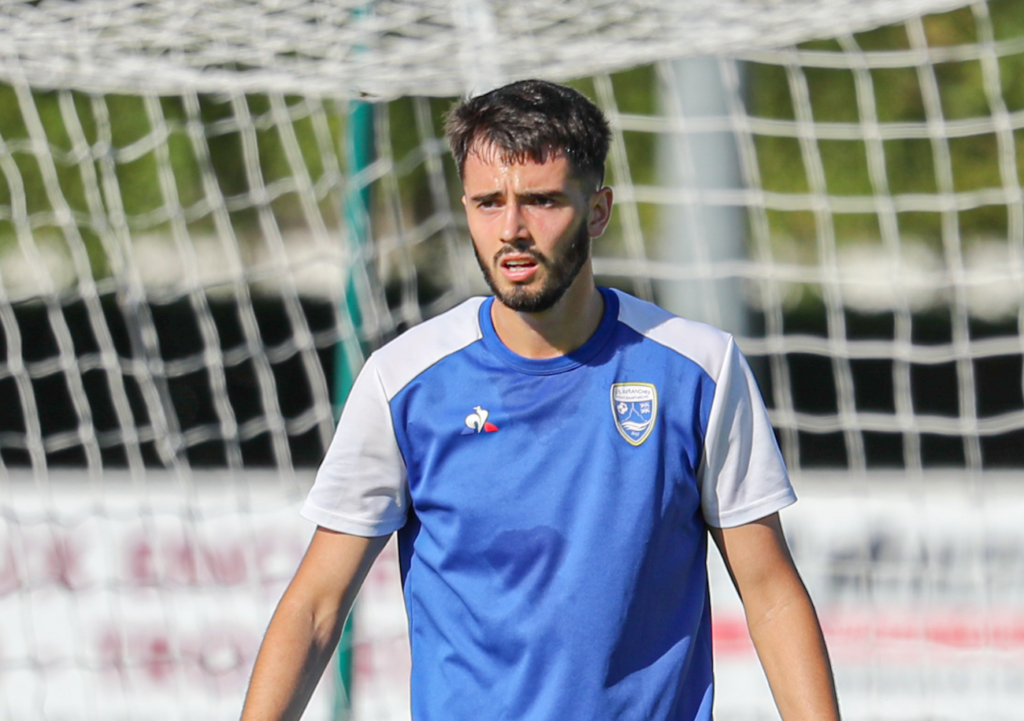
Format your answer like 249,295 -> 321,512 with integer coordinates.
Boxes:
389,290 -> 718,721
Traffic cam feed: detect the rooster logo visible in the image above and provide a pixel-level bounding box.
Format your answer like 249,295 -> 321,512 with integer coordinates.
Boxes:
463,405 -> 499,434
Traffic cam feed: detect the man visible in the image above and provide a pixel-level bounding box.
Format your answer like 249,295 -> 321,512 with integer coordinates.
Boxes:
242,79 -> 840,721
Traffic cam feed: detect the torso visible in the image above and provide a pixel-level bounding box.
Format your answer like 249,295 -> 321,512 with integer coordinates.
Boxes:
386,289 -> 719,721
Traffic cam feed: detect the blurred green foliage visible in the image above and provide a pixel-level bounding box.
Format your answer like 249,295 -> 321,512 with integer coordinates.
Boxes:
2,0 -> 1024,288
748,0 -> 1024,248
0,90 -> 347,283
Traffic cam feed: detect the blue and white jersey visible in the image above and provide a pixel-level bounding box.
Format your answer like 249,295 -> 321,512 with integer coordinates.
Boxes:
302,288 -> 795,721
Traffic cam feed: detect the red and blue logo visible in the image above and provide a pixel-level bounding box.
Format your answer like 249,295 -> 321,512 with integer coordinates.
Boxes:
462,405 -> 499,434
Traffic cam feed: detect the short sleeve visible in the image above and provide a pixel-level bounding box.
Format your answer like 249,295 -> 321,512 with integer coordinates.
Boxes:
700,338 -> 796,528
300,355 -> 409,536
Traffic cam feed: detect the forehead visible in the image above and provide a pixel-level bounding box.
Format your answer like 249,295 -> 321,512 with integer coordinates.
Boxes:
462,143 -> 575,191
465,138 -> 565,168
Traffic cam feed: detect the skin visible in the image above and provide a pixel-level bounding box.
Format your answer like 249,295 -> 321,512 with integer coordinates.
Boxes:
461,144 -> 612,359
711,515 -> 841,721
241,145 -> 841,721
240,529 -> 388,721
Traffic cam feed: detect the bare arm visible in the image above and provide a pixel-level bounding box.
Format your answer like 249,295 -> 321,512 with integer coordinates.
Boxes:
710,513 -> 840,721
241,527 -> 390,721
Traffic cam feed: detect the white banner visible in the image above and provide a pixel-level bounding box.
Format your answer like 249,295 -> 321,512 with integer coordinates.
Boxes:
0,471 -> 331,721
5,471 -> 1024,720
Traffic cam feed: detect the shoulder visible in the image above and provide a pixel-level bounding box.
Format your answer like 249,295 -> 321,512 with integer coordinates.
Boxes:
610,289 -> 735,381
369,297 -> 486,400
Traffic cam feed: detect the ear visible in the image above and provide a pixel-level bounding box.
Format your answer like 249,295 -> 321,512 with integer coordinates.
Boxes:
461,194 -> 468,208
587,186 -> 613,238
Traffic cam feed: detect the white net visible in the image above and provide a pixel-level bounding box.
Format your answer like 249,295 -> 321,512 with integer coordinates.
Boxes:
0,0 -> 973,98
2,0 -> 1024,719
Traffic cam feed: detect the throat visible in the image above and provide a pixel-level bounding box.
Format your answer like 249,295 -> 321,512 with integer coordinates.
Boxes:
491,283 -> 605,360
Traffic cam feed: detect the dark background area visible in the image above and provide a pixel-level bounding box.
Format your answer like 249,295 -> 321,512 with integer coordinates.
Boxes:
0,294 -> 337,469
751,307 -> 1024,469
1,294 -> 1020,470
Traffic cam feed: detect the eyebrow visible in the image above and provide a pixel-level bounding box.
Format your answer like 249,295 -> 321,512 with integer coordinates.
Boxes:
468,189 -> 568,203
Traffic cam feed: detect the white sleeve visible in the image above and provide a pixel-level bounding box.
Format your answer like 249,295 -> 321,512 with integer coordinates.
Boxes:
700,337 -> 796,528
300,355 -> 409,536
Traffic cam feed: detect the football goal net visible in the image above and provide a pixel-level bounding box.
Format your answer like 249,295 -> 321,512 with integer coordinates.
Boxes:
1,0 -> 1022,719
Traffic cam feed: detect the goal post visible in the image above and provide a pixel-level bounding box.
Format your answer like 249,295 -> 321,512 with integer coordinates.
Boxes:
2,1 -> 1024,719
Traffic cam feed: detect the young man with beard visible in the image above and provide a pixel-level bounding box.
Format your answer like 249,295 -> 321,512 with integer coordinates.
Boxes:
241,80 -> 840,721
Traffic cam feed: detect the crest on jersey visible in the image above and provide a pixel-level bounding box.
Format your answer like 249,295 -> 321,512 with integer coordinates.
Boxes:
611,383 -> 657,446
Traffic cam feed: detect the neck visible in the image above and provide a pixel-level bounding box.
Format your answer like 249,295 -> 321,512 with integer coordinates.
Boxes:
489,266 -> 605,360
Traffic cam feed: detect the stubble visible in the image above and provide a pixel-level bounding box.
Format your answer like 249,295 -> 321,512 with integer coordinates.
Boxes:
473,222 -> 591,313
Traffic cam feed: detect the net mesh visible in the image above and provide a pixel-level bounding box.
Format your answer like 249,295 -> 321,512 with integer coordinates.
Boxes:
2,0 -> 1023,719
1,0 -> 974,98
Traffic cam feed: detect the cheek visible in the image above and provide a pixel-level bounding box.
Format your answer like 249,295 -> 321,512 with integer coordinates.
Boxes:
547,217 -> 587,249
467,220 -> 499,256
466,215 -> 494,241
524,211 -> 575,242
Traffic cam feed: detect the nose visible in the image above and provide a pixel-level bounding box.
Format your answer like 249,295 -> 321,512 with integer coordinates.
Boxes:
499,199 -> 528,244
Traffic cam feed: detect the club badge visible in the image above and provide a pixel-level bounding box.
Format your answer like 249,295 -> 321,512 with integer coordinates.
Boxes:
611,383 -> 657,446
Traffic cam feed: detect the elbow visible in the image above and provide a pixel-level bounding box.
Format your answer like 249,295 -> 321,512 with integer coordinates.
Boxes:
277,586 -> 349,655
743,565 -> 815,632
310,599 -> 348,653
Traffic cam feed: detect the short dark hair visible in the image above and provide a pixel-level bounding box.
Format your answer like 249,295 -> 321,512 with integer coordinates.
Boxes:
444,79 -> 611,187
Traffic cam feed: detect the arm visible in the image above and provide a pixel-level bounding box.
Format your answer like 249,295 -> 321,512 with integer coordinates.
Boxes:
710,513 -> 840,721
241,527 -> 390,721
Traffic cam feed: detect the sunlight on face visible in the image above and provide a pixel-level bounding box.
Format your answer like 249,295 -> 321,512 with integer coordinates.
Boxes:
461,148 -> 596,313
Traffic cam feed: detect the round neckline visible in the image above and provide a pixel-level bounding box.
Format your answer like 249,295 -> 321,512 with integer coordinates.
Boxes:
478,287 -> 619,375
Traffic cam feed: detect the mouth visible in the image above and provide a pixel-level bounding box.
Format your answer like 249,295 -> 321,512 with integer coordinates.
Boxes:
498,254 -> 540,283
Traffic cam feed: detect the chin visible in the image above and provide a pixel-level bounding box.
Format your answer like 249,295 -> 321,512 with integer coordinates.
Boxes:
474,227 -> 590,314
496,284 -> 565,313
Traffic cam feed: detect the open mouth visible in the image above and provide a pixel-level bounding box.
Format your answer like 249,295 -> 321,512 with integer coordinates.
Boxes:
499,255 -> 540,282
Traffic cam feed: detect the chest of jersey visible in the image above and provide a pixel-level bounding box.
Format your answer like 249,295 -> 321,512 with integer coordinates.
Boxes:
404,338 -> 703,494
389,327 -> 714,566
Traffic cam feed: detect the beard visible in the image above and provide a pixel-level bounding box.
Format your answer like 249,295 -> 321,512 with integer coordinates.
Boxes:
473,222 -> 591,313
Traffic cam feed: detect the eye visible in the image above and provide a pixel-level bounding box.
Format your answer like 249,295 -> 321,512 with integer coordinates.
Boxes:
528,196 -> 557,208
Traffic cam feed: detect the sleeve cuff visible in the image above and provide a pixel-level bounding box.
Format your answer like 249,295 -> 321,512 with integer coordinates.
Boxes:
299,502 -> 406,537
705,486 -> 797,529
